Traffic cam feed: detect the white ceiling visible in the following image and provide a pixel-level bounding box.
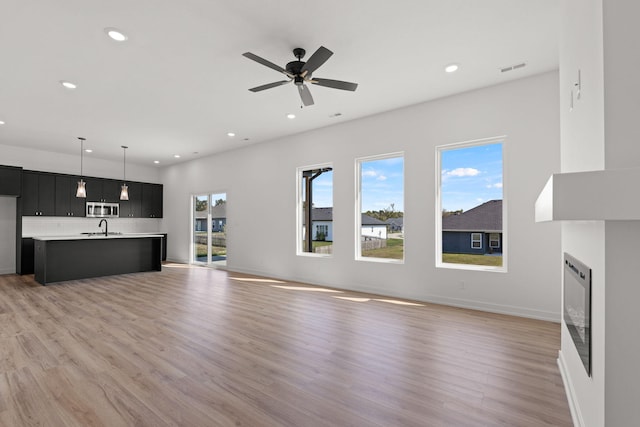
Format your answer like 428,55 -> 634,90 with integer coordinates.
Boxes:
0,0 -> 559,167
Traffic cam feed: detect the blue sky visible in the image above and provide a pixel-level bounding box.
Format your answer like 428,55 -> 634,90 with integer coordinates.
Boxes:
441,142 -> 503,212
360,157 -> 404,212
310,171 -> 333,208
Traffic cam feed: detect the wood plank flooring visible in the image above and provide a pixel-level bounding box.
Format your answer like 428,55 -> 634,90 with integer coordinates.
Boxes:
0,265 -> 572,426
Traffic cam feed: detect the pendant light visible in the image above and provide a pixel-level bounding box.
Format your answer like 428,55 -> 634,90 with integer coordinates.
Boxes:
120,145 -> 129,200
76,137 -> 87,198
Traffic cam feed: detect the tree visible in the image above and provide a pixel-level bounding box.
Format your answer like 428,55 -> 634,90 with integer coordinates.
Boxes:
214,199 -> 226,206
195,199 -> 207,211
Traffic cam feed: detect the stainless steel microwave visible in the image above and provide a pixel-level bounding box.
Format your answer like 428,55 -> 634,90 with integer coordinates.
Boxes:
86,202 -> 119,218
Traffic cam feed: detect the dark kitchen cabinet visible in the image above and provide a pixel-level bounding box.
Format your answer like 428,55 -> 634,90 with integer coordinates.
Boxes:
20,238 -> 35,275
22,171 -> 55,216
102,180 -> 122,203
84,178 -> 123,203
141,183 -> 163,218
119,182 -> 142,217
55,175 -> 86,217
0,165 -> 22,196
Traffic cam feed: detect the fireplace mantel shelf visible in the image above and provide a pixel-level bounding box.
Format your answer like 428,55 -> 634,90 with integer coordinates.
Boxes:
535,168 -> 640,222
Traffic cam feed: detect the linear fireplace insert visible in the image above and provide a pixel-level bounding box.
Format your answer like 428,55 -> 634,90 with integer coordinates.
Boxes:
564,253 -> 592,376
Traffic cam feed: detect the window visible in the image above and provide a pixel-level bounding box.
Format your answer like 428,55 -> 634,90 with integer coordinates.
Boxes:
297,164 -> 333,256
191,192 -> 227,266
356,153 -> 404,262
437,138 -> 505,271
489,233 -> 500,248
471,233 -> 482,249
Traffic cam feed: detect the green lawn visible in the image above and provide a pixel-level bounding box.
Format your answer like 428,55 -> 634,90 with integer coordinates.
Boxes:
442,253 -> 503,267
362,238 -> 404,260
312,241 -> 333,249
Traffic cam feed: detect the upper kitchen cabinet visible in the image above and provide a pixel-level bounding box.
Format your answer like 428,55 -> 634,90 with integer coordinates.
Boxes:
55,175 -> 86,217
120,182 -> 142,217
82,178 -> 123,203
0,165 -> 22,196
102,180 -> 122,203
141,183 -> 163,218
22,171 -> 55,216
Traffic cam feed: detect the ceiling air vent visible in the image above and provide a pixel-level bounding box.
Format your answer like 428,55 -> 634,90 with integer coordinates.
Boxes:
500,62 -> 527,73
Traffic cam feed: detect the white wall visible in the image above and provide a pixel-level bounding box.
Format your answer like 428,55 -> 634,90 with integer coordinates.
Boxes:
0,143 -> 161,183
0,197 -> 17,274
558,0 -> 606,425
162,71 -> 562,321
601,2 -> 640,425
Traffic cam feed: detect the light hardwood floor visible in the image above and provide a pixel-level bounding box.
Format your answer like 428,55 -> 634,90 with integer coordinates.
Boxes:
0,265 -> 572,426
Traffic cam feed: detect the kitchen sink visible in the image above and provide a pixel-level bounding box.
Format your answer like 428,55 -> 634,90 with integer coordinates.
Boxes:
81,232 -> 123,236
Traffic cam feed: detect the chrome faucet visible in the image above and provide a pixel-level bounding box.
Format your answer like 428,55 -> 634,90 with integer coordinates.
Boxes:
98,219 -> 108,236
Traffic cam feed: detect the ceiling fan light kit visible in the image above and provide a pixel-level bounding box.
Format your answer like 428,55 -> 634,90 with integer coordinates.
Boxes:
242,46 -> 358,107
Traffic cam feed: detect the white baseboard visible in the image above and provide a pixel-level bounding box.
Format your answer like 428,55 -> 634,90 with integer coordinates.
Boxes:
558,350 -> 583,427
223,264 -> 560,322
0,267 -> 16,275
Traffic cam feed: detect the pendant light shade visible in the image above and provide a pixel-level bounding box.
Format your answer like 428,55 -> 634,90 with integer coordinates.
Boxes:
120,145 -> 129,200
76,137 -> 87,198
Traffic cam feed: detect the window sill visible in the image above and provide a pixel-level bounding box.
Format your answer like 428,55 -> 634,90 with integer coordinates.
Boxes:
436,262 -> 507,273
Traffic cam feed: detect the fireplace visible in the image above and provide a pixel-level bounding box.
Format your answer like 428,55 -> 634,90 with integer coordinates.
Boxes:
564,253 -> 592,376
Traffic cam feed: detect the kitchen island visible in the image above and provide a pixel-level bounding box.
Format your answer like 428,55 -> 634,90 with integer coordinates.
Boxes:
33,234 -> 163,285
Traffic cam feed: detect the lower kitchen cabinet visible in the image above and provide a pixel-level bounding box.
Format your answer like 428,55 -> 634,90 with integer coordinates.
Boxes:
20,238 -> 34,275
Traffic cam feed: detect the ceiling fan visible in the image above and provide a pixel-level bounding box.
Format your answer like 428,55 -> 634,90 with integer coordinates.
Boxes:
242,46 -> 358,107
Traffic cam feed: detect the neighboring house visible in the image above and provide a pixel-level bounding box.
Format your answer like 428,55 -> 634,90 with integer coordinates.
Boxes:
303,208 -> 388,241
310,207 -> 333,241
386,217 -> 404,233
361,214 -> 388,240
442,200 -> 502,255
194,202 -> 226,232
211,203 -> 226,232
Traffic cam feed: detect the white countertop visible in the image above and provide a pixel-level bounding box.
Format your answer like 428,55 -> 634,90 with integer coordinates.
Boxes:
32,233 -> 165,241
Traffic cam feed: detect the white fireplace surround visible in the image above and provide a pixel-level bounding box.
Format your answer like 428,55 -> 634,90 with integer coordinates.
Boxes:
535,168 -> 640,222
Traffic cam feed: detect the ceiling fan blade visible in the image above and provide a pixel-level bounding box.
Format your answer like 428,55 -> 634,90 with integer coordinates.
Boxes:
298,84 -> 314,106
248,80 -> 291,92
243,52 -> 291,76
300,46 -> 333,76
311,78 -> 358,91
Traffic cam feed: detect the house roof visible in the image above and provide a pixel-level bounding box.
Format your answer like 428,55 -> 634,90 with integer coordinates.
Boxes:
442,200 -> 502,232
386,217 -> 404,227
194,202 -> 226,219
308,207 -> 387,226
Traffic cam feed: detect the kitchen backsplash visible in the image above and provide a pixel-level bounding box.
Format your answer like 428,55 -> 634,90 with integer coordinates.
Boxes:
23,217 -> 162,237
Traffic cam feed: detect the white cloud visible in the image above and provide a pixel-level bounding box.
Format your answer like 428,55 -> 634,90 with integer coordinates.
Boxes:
377,175 -> 387,181
362,170 -> 377,178
486,182 -> 503,189
443,167 -> 481,177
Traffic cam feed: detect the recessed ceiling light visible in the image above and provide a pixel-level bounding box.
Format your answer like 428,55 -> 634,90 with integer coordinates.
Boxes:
287,113 -> 296,119
445,64 -> 459,73
174,154 -> 181,158
60,81 -> 77,89
0,121 -> 5,125
105,28 -> 128,42
154,160 -> 160,164
227,132 -> 236,137
84,149 -> 93,153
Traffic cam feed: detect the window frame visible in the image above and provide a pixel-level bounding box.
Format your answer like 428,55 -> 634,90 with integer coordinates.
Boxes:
296,163 -> 334,258
435,136 -> 507,272
489,233 -> 500,249
471,233 -> 483,249
355,152 -> 405,264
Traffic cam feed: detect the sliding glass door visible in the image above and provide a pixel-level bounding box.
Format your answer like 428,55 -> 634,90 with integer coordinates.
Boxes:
192,192 -> 227,266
